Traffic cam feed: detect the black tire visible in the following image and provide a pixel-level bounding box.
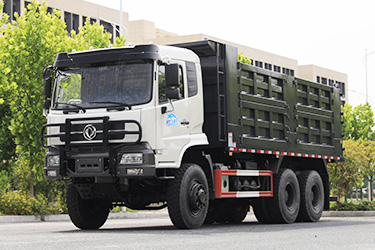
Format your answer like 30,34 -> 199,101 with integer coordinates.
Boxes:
252,198 -> 274,224
167,163 -> 209,229
297,170 -> 324,222
66,182 -> 111,230
268,168 -> 300,224
226,199 -> 249,224
204,200 -> 220,224
205,199 -> 248,224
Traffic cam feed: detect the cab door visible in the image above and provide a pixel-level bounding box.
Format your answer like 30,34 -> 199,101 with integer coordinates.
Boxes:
155,62 -> 192,166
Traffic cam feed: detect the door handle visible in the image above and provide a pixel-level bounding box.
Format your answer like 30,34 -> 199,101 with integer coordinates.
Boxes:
181,121 -> 190,125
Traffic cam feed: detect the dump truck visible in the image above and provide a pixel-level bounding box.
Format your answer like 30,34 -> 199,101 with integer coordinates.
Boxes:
41,40 -> 343,229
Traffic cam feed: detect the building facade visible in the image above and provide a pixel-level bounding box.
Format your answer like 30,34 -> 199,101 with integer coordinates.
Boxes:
2,0 -> 348,103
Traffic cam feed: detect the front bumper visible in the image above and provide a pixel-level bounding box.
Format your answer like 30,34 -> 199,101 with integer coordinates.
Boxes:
44,145 -> 156,180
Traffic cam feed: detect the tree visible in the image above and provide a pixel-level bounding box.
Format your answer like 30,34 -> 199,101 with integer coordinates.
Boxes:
238,52 -> 252,65
360,140 -> 375,200
0,1 -> 16,194
0,0 -> 125,197
342,103 -> 375,140
328,140 -> 365,202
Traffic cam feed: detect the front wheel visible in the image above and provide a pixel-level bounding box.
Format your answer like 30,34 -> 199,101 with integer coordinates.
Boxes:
66,182 -> 111,229
167,163 -> 209,229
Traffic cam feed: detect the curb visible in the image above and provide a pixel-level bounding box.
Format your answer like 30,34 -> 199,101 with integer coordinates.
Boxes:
1,210 -> 375,224
0,211 -> 169,224
322,210 -> 375,217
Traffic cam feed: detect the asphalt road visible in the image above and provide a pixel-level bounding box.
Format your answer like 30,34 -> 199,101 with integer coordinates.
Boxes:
0,213 -> 375,250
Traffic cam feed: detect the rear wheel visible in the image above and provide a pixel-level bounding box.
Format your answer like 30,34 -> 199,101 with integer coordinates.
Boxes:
204,199 -> 249,224
252,198 -> 274,224
226,199 -> 249,224
167,163 -> 209,229
66,182 -> 111,229
268,168 -> 300,224
297,170 -> 324,222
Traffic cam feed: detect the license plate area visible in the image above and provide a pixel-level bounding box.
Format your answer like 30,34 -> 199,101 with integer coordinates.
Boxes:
76,158 -> 103,173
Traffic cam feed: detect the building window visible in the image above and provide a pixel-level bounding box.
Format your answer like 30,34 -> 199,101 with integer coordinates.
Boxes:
64,12 -> 80,35
274,65 -> 281,73
100,20 -> 114,43
64,12 -> 72,34
336,81 -> 345,98
115,25 -> 120,38
4,0 -> 21,22
282,67 -> 294,76
265,63 -> 272,70
72,14 -> 79,33
255,61 -> 263,68
317,76 -> 320,83
47,7 -> 53,15
329,79 -> 334,86
82,16 -> 97,26
321,77 -> 327,85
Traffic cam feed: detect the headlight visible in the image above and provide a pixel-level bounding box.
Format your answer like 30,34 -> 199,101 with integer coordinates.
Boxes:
46,170 -> 57,177
120,153 -> 143,165
46,155 -> 60,166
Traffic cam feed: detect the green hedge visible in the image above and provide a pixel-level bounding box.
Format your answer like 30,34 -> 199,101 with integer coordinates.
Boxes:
330,201 -> 375,211
0,191 -> 67,216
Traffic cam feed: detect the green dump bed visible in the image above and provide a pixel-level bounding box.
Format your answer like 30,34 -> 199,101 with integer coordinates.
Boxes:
174,40 -> 343,161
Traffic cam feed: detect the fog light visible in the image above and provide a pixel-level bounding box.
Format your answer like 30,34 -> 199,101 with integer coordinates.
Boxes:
46,170 -> 57,177
120,153 -> 143,165
126,168 -> 144,175
47,155 -> 60,166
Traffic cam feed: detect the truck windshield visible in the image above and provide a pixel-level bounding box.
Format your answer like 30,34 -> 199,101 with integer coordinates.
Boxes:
53,62 -> 153,110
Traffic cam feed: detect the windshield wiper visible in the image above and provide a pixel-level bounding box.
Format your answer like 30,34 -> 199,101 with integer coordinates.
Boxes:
88,101 -> 132,111
55,102 -> 86,113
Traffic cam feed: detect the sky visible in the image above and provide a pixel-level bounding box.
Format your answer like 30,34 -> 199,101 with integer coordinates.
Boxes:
86,0 -> 375,110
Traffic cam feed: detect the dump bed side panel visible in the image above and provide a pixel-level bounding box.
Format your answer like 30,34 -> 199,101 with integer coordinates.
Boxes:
231,62 -> 342,158
173,40 -> 343,159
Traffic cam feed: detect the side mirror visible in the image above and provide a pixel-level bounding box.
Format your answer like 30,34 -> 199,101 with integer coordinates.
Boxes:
43,66 -> 55,111
43,66 -> 55,99
165,88 -> 180,100
165,64 -> 179,87
44,78 -> 52,99
43,100 -> 51,110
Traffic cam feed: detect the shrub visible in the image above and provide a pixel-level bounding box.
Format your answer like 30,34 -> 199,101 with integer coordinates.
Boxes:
0,191 -> 49,216
330,200 -> 375,211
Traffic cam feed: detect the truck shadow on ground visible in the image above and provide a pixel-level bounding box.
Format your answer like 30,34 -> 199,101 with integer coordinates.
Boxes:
59,217 -> 375,235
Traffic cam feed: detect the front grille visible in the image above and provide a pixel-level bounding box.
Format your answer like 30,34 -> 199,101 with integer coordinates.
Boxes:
41,116 -> 142,149
60,121 -> 125,142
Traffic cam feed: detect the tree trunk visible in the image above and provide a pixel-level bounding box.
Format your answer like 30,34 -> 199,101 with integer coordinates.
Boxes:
30,168 -> 34,197
368,177 -> 372,201
355,184 -> 359,200
29,152 -> 34,197
370,178 -> 373,201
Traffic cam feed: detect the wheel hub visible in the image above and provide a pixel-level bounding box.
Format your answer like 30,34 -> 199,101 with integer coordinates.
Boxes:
189,181 -> 207,212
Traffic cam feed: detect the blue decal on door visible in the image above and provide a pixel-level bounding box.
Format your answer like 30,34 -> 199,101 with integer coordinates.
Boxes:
166,114 -> 178,126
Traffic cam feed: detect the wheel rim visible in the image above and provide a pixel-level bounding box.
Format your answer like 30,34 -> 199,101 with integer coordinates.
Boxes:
189,180 -> 207,214
284,182 -> 296,211
311,184 -> 321,210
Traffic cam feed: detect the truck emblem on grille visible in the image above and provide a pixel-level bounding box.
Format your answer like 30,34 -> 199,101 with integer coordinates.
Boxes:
83,124 -> 97,140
